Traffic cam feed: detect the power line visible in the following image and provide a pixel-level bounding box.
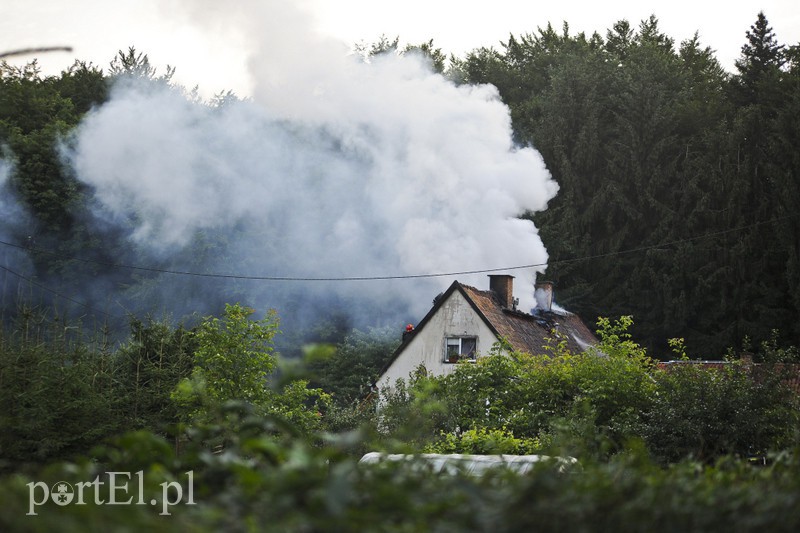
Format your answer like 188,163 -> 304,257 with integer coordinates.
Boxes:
0,212 -> 796,282
0,212 -> 795,323
0,262 -> 122,322
0,238 -> 537,281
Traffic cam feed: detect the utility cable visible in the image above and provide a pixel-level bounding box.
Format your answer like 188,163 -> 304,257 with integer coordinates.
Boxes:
0,263 -> 123,322
0,211 -> 797,282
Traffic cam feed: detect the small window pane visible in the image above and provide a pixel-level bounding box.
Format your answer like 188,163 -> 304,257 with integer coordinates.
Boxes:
446,338 -> 460,360
461,338 -> 477,358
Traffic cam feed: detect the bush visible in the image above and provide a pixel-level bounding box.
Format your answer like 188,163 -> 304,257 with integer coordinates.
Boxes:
643,361 -> 800,463
425,426 -> 542,454
3,420 -> 800,532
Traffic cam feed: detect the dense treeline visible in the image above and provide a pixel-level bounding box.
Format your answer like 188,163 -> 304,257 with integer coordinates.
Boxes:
0,304 -> 333,474
456,13 -> 800,357
2,14 -> 799,357
1,51 -> 155,336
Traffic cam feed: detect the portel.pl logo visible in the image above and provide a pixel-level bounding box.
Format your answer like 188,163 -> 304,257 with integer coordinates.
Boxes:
27,471 -> 195,516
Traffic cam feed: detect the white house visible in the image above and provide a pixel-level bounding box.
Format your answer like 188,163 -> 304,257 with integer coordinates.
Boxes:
377,275 -> 597,390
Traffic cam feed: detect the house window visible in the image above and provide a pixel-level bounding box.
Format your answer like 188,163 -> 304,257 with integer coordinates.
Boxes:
445,337 -> 477,362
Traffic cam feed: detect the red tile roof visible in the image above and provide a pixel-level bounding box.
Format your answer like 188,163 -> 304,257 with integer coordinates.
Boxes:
459,283 -> 597,356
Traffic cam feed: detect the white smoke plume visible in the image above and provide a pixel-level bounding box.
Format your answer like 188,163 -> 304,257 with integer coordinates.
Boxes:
64,0 -> 558,324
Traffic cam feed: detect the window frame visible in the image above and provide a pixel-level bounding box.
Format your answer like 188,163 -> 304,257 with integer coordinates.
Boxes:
444,336 -> 477,363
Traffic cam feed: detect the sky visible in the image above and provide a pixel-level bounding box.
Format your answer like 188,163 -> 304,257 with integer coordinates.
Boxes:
2,0 -> 799,98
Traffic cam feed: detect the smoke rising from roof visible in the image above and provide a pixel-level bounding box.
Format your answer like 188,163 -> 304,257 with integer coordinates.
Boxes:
9,0 -> 559,333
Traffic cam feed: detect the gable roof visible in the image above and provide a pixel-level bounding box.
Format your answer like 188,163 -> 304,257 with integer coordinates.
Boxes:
380,280 -> 598,376
459,283 -> 597,355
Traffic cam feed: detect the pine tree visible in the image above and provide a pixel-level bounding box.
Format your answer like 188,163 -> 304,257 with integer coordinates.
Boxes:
734,11 -> 785,104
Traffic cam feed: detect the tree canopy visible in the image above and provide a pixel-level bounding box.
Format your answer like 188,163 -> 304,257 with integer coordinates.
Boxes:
0,13 -> 798,356
458,12 -> 800,357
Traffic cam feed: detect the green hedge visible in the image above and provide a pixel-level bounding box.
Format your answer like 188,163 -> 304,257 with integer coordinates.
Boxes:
2,421 -> 799,532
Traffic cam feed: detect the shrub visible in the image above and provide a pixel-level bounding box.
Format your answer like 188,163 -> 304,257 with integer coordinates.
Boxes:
643,361 -> 800,463
425,426 -> 543,455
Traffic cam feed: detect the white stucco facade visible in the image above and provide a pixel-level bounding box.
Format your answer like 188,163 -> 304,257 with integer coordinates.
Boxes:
378,290 -> 498,389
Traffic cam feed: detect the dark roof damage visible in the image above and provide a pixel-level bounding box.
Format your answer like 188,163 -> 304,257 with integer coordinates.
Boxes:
459,283 -> 597,356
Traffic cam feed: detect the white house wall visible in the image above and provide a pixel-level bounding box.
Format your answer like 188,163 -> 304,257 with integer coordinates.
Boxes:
379,290 -> 498,389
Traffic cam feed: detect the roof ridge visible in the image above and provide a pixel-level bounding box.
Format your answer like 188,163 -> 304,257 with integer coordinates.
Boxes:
459,282 -> 502,306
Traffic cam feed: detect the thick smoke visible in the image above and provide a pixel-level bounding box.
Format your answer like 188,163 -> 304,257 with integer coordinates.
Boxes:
41,1 -> 559,333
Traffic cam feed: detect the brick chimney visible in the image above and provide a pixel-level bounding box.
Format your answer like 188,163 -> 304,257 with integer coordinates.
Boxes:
488,274 -> 514,309
534,281 -> 554,312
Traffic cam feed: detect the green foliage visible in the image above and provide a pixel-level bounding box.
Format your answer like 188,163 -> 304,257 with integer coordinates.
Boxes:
403,39 -> 448,74
116,317 -> 196,429
0,303 -> 332,473
734,11 -> 785,101
1,18 -> 800,526
374,372 -> 451,450
0,58 -> 106,226
452,325 -> 655,455
644,361 -> 800,463
3,402 -> 800,531
172,304 -> 329,435
356,36 -> 451,75
757,331 -> 800,363
108,47 -> 175,85
667,337 -> 689,360
354,35 -> 400,59
372,317 -> 798,464
0,307 -> 798,530
425,427 -> 542,455
370,326 -> 658,458
181,304 -> 279,408
0,308 -> 121,473
308,326 -> 399,407
594,316 -> 650,360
